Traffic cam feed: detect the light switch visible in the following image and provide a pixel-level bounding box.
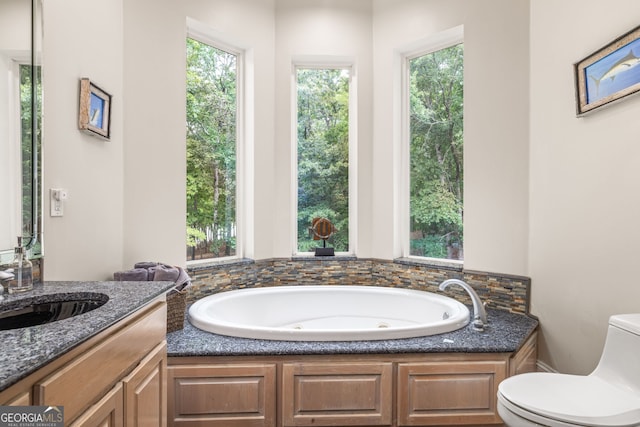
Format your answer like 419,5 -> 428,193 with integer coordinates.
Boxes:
50,188 -> 68,217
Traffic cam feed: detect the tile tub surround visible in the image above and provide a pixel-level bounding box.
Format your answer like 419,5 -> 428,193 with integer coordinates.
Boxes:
0,280 -> 175,391
186,257 -> 531,314
167,307 -> 537,357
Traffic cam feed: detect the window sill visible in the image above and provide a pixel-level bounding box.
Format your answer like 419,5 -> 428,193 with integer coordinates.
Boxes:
394,257 -> 463,272
186,257 -> 254,271
291,254 -> 358,262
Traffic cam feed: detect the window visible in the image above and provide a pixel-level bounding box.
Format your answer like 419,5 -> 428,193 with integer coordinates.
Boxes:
186,37 -> 239,261
407,42 -> 464,261
20,63 -> 42,246
295,67 -> 352,254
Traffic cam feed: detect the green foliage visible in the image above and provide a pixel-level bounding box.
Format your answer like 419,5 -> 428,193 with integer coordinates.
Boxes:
409,44 -> 464,259
186,38 -> 237,259
20,64 -> 42,240
186,227 -> 206,248
411,182 -> 462,232
410,236 -> 449,259
297,69 -> 350,252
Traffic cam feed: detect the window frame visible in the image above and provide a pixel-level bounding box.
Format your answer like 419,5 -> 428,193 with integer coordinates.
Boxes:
291,59 -> 357,256
400,26 -> 464,265
185,23 -> 245,265
2,59 -> 25,256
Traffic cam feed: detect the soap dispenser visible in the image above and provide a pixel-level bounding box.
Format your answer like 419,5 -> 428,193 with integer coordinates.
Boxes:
6,236 -> 33,294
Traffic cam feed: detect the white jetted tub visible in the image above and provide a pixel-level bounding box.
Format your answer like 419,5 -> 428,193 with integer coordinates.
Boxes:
188,285 -> 470,341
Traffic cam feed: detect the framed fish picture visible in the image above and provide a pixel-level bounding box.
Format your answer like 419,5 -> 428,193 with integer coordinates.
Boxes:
575,25 -> 640,116
78,78 -> 112,139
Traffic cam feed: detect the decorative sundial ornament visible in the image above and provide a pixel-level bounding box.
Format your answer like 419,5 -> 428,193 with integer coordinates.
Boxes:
310,217 -> 337,256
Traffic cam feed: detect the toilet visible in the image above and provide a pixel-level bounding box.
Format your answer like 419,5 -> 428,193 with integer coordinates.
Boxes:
498,314 -> 640,426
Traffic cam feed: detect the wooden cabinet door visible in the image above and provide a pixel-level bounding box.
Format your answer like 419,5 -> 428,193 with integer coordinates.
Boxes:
123,341 -> 167,427
397,360 -> 507,426
510,331 -> 538,376
282,362 -> 393,426
168,363 -> 277,427
1,391 -> 31,406
35,302 -> 166,424
70,383 -> 124,427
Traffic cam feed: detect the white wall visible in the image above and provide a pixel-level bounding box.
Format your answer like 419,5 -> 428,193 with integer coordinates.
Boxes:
122,0 -> 187,268
529,0 -> 640,374
372,0 -> 530,275
42,0 -> 124,280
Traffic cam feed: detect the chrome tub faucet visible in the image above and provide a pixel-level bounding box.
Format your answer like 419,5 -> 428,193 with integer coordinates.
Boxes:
439,279 -> 488,331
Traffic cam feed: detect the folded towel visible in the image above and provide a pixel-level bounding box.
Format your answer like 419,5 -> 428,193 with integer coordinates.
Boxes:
134,261 -> 159,270
113,268 -> 149,281
154,264 -> 180,282
175,267 -> 190,290
114,262 -> 192,293
133,261 -> 161,280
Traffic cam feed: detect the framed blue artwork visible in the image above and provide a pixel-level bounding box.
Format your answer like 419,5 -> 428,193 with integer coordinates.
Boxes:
78,78 -> 112,139
575,25 -> 640,116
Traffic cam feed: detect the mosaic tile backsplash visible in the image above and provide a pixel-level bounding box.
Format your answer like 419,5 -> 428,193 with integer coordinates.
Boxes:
186,258 -> 530,314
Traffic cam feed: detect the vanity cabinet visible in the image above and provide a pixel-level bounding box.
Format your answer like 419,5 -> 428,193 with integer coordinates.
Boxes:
509,331 -> 538,376
0,296 -> 168,427
69,342 -> 167,427
397,360 -> 506,425
70,383 -> 124,427
168,332 -> 537,427
123,342 -> 167,426
282,362 -> 393,426
168,363 -> 277,427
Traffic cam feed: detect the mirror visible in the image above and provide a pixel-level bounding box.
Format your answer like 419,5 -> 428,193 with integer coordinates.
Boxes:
0,0 -> 43,263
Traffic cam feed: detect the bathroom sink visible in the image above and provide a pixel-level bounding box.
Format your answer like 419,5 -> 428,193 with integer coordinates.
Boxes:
0,292 -> 109,330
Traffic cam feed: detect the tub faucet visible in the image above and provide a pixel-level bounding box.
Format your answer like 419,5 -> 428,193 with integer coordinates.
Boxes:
439,279 -> 487,331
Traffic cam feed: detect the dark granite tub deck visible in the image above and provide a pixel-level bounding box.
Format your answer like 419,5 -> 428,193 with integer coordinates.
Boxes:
167,307 -> 538,357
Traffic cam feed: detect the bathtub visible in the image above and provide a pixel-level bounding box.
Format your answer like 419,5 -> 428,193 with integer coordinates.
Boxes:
187,285 -> 470,341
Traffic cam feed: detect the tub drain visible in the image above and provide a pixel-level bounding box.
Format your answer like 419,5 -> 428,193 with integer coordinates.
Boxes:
292,325 -> 303,330
377,322 -> 389,328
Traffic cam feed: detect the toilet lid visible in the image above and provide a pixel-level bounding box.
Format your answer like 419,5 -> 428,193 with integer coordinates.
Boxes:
499,373 -> 640,426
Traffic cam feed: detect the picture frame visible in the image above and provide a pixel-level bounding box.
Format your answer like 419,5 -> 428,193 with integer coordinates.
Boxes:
78,78 -> 112,139
574,25 -> 640,116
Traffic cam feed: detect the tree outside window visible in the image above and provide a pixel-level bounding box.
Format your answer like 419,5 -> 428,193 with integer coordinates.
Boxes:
186,38 -> 237,261
296,68 -> 350,253
409,44 -> 464,260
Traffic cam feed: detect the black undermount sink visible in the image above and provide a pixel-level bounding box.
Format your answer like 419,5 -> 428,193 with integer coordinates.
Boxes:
0,293 -> 109,331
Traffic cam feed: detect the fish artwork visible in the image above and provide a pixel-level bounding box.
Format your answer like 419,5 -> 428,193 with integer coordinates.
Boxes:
589,49 -> 640,95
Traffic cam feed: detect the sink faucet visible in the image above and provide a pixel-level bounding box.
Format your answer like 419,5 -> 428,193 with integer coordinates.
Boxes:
439,279 -> 488,331
0,270 -> 13,301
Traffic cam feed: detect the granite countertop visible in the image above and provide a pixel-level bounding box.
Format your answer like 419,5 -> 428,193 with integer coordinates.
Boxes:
167,307 -> 538,357
0,281 -> 175,391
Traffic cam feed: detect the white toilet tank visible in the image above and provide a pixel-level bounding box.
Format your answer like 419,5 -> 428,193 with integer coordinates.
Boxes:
592,314 -> 640,393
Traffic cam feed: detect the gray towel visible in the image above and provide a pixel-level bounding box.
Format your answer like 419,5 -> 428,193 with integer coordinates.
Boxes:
134,261 -> 158,270
115,262 -> 192,293
154,264 -> 180,282
113,268 -> 148,281
175,267 -> 190,289
134,261 -> 159,279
